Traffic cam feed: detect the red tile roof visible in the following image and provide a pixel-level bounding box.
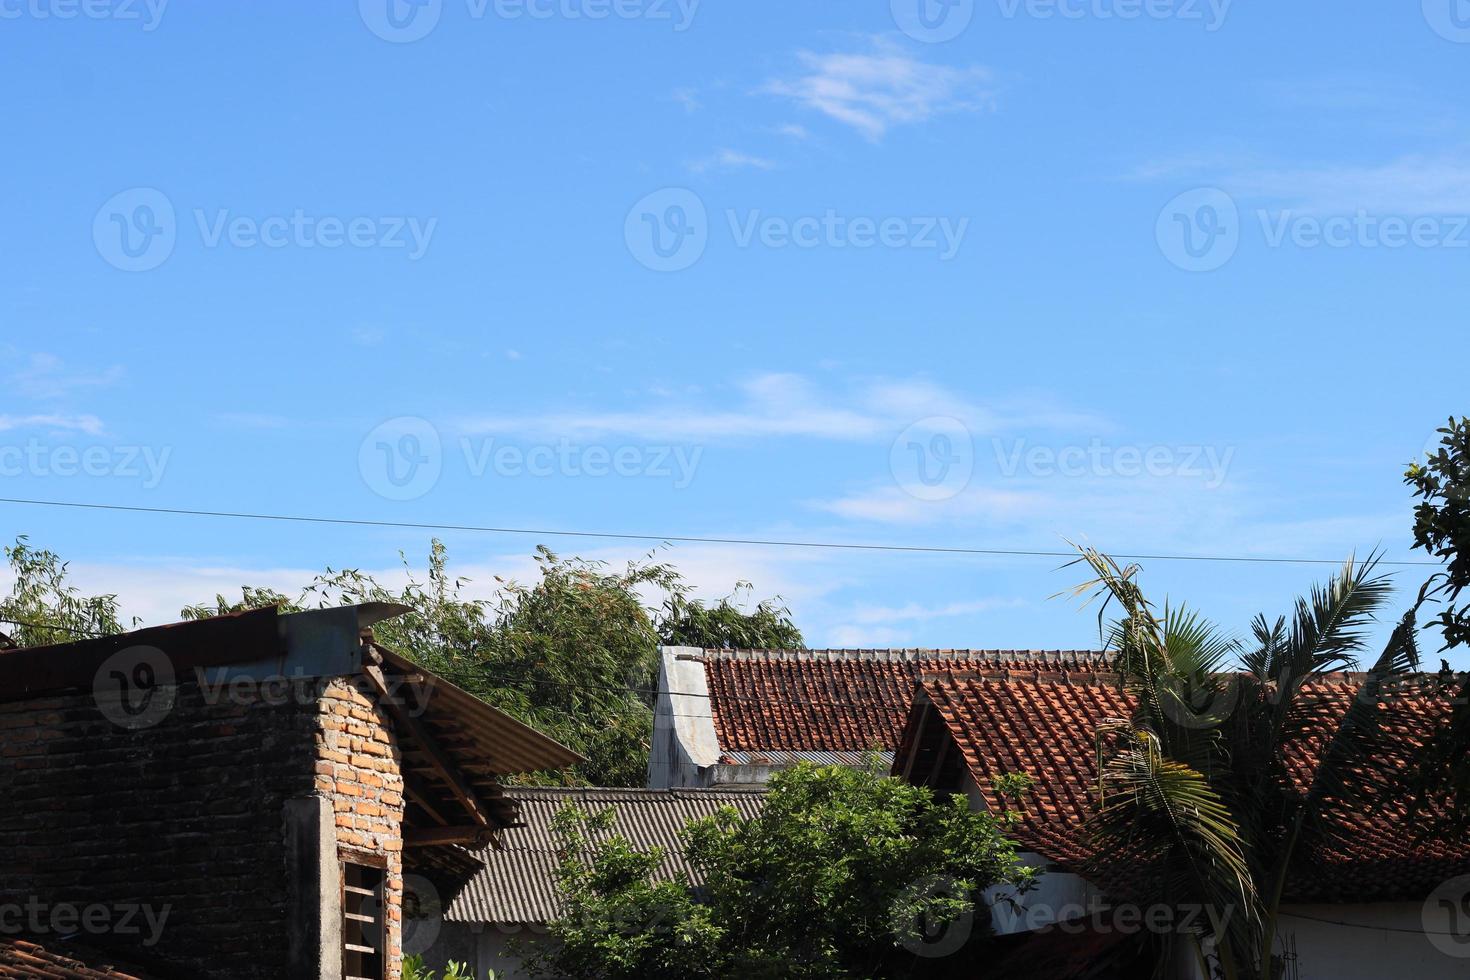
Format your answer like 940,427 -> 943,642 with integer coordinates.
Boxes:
693,648 -> 1109,760
0,939 -> 151,979
904,672 -> 1466,902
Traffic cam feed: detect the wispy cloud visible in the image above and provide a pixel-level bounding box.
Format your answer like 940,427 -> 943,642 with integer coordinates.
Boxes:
1134,150 -> 1470,214
8,353 -> 123,400
459,373 -> 1099,444
764,39 -> 994,141
671,88 -> 701,114
215,412 -> 291,430
351,326 -> 388,347
688,148 -> 777,174
849,597 -> 1027,625
0,414 -> 105,435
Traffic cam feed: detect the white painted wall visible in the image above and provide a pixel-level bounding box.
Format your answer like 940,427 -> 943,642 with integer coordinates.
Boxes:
646,646 -> 722,788
1278,903 -> 1469,979
423,920 -> 549,979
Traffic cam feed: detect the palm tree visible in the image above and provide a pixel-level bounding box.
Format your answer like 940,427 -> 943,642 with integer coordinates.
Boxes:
1069,548 -> 1439,980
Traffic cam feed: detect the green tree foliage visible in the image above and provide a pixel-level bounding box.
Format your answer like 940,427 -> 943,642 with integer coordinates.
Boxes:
1403,416 -> 1470,835
658,581 -> 804,650
529,763 -> 1035,980
528,806 -> 726,980
0,537 -> 134,646
1406,416 -> 1470,650
178,541 -> 799,787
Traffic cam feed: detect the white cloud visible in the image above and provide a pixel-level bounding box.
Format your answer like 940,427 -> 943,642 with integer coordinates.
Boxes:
775,123 -> 810,140
688,148 -> 777,174
671,88 -> 701,114
1133,151 -> 1470,214
764,40 -> 994,141
849,597 -> 1027,625
215,412 -> 291,430
8,353 -> 123,400
460,372 -> 1097,446
827,624 -> 909,647
0,414 -> 105,435
13,539 -> 844,634
1231,154 -> 1470,214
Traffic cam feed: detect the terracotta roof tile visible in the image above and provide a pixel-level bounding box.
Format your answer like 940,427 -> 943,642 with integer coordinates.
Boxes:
912,673 -> 1467,902
693,648 -> 1109,759
0,939 -> 151,979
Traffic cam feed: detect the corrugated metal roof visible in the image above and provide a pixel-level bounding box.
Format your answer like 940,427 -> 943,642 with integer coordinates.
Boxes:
446,787 -> 765,924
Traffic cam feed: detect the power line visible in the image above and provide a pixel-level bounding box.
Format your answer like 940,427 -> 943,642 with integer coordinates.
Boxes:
1278,909 -> 1468,937
0,614 -> 1110,711
0,616 -> 112,639
0,496 -> 1445,567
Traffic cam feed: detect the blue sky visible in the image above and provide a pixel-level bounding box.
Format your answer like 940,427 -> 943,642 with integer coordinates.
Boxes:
1,1 -> 1465,665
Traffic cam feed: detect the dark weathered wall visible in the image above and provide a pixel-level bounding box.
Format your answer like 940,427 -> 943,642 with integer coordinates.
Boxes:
0,681 -> 320,978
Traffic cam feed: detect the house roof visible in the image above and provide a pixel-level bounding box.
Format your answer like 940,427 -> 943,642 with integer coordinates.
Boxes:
369,643 -> 584,834
897,672 -> 1467,902
0,607 -> 583,839
445,787 -> 766,924
0,938 -> 151,979
692,648 -> 1109,761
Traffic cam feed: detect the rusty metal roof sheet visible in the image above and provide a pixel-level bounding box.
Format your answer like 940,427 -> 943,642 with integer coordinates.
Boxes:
445,787 -> 766,924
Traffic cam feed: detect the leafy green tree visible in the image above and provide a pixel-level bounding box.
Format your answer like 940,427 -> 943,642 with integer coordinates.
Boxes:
658,581 -> 804,650
0,537 -> 134,646
527,805 -> 726,980
1405,416 -> 1470,650
194,542 -> 673,786
530,763 -> 1035,980
180,585 -> 299,620
1403,416 -> 1470,835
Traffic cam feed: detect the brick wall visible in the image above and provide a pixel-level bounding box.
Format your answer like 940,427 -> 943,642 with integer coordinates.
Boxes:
0,682 -> 318,977
315,677 -> 406,977
0,671 -> 409,980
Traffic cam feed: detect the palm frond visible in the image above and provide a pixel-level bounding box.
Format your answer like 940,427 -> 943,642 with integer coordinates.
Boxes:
1089,730 -> 1261,978
1261,555 -> 1395,749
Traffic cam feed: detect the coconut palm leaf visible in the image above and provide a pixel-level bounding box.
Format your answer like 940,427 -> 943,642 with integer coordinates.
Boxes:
1089,731 -> 1260,980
